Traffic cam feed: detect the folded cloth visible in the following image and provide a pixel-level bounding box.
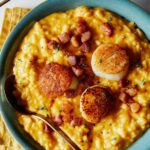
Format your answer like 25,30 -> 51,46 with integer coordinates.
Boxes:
0,7 -> 30,150
0,7 -> 30,49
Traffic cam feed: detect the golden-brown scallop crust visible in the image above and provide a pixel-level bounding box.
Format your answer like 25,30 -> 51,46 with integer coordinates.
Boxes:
92,44 -> 129,74
39,62 -> 74,97
80,85 -> 113,123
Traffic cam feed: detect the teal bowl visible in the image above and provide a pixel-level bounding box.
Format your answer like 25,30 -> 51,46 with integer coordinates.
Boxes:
0,0 -> 150,149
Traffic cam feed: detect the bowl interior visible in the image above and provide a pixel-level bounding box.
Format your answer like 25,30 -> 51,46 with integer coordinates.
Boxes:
0,0 -> 150,150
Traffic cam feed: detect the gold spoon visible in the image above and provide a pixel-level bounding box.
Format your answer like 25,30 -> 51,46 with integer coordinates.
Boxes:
4,74 -> 80,150
0,0 -> 11,7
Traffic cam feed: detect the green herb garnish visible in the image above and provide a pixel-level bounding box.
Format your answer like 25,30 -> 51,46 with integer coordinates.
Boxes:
108,15 -> 113,23
99,59 -> 102,63
112,137 -> 117,141
141,79 -> 146,86
55,44 -> 61,51
20,82 -> 25,88
17,59 -> 22,62
38,106 -> 48,111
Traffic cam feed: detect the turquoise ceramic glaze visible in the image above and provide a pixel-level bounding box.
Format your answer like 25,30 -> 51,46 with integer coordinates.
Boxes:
0,0 -> 150,150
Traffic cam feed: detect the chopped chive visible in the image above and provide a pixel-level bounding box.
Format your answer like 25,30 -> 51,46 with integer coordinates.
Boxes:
20,82 -> 24,88
112,137 -> 117,141
99,59 -> 102,63
17,59 -> 22,62
38,106 -> 48,111
141,79 -> 146,86
55,44 -> 61,51
108,15 -> 113,23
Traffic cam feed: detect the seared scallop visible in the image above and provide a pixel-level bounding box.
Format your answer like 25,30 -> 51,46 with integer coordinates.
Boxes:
80,85 -> 113,123
91,44 -> 129,81
39,62 -> 78,97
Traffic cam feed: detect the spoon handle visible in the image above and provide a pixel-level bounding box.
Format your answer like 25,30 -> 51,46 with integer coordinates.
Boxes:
31,114 -> 80,150
0,0 -> 11,7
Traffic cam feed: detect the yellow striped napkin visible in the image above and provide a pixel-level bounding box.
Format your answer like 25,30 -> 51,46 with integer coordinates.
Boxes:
0,7 -> 30,150
0,7 -> 30,49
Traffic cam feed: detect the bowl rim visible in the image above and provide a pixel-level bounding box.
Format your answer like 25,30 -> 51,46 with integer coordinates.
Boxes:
0,0 -> 150,150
